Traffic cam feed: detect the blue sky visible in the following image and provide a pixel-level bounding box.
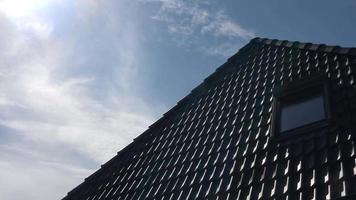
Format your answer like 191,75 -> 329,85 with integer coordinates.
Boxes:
0,0 -> 355,199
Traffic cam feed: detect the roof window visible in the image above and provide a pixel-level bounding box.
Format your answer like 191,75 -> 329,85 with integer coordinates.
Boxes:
271,76 -> 331,139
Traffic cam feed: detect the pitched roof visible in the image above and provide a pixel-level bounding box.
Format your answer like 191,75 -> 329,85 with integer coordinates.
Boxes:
63,38 -> 356,200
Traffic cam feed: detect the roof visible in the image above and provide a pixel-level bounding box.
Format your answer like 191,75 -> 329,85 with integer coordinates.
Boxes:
63,37 -> 356,200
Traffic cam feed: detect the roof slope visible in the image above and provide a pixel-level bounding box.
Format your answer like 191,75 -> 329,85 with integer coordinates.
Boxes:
63,38 -> 356,200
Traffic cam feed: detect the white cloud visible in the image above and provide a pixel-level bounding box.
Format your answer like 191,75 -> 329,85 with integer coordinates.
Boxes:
202,42 -> 240,57
201,11 -> 255,39
149,0 -> 255,55
0,0 -> 255,199
0,1 -> 160,199
0,0 -> 157,160
0,145 -> 92,200
0,0 -> 57,18
0,0 -> 57,39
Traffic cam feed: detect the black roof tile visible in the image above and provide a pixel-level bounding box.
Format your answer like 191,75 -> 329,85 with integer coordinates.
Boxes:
63,37 -> 356,200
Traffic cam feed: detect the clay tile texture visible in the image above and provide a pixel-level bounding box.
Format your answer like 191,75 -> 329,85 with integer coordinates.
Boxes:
62,38 -> 356,200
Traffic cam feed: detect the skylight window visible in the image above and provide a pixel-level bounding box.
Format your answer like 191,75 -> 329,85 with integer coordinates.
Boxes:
279,94 -> 325,132
271,77 -> 331,139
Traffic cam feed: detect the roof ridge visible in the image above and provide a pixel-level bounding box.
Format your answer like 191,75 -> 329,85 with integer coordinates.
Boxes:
250,37 -> 356,55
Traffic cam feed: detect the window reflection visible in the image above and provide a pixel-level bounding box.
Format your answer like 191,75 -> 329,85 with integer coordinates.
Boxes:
280,95 -> 325,132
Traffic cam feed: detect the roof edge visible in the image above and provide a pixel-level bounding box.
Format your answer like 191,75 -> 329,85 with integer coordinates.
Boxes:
250,37 -> 356,55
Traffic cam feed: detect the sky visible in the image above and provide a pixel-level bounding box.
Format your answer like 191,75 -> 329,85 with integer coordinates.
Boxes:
0,0 -> 355,199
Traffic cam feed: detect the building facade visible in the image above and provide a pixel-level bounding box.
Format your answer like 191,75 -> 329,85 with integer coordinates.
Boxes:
63,38 -> 356,200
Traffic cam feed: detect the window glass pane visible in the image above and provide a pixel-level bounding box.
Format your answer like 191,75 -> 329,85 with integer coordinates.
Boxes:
280,95 -> 325,132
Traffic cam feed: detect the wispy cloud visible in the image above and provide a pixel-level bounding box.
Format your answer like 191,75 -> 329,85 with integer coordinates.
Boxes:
202,42 -> 243,57
0,0 -> 255,199
0,1 -> 159,199
201,11 -> 255,39
0,144 -> 92,200
149,0 -> 255,56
